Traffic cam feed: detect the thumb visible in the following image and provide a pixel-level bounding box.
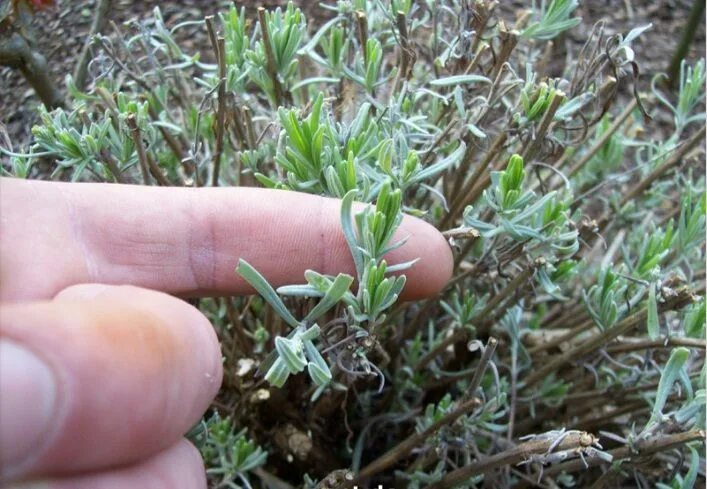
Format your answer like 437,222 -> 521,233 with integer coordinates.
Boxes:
0,284 -> 222,482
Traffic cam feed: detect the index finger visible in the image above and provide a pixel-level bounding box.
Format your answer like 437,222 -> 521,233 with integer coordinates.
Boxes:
0,178 -> 453,302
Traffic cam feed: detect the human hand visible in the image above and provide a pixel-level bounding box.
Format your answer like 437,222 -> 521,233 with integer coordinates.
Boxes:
0,178 -> 452,488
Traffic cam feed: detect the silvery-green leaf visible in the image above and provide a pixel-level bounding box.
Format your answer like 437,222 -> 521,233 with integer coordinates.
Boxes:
647,285 -> 659,340
236,259 -> 299,328
678,365 -> 694,400
276,284 -> 325,297
341,190 -> 363,278
501,219 -> 543,240
414,87 -> 451,102
537,266 -> 567,300
379,276 -> 406,311
299,14 -> 341,53
308,362 -> 332,386
290,76 -> 340,91
410,142 -> 466,184
265,357 -> 290,388
304,270 -> 332,291
649,347 -> 690,427
419,183 -> 449,211
430,74 -> 491,86
684,301 -> 705,338
467,123 -> 486,139
680,445 -> 699,489
304,339 -> 332,386
305,273 -> 354,322
511,192 -> 557,222
310,381 -> 329,402
674,390 -> 705,426
384,258 -> 420,273
622,23 -> 652,45
380,236 -> 410,256
150,120 -> 184,133
303,338 -> 325,364
275,336 -> 307,373
555,92 -> 593,121
256,348 -> 279,378
349,102 -> 372,137
299,324 -> 321,342
324,166 -> 346,197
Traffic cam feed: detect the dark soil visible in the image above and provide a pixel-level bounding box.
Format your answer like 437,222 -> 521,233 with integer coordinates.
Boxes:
1,0 -> 704,153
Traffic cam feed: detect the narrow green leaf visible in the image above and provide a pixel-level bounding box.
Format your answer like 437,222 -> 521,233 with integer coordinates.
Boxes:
341,190 -> 363,278
430,75 -> 491,87
684,301 -> 705,338
265,357 -> 290,388
385,258 -> 419,273
308,361 -> 332,385
305,273 -> 354,322
680,445 -> 699,489
299,324 -> 321,342
649,347 -> 690,426
276,284 -> 325,297
647,285 -> 659,340
275,336 -> 307,372
410,141 -> 466,184
236,259 -> 299,327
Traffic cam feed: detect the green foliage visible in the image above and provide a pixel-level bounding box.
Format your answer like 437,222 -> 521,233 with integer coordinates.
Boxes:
656,444 -> 700,489
683,300 -> 705,339
220,6 -> 250,91
345,38 -> 385,93
247,3 -> 306,105
517,80 -> 562,124
236,259 -> 352,388
647,284 -> 659,340
644,347 -> 691,431
633,222 -> 674,279
522,0 -> 581,40
271,93 -> 329,190
439,290 -> 483,330
653,59 -> 706,135
579,115 -> 626,185
416,394 -> 454,432
189,412 -> 267,487
583,267 -> 628,330
260,3 -> 305,76
675,187 -> 706,254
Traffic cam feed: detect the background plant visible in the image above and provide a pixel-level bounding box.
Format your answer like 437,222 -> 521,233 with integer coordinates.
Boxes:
2,1 -> 705,488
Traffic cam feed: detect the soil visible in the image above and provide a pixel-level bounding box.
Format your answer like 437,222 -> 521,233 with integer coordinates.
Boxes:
0,0 -> 704,153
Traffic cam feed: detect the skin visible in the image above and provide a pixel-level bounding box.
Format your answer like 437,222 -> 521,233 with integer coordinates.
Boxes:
0,177 -> 453,489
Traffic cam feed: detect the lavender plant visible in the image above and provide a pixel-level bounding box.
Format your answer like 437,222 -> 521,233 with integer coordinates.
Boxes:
2,1 -> 705,488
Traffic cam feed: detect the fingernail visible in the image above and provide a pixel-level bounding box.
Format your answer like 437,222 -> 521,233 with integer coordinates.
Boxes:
0,340 -> 57,477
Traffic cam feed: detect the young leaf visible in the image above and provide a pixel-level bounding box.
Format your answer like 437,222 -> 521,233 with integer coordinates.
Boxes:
304,273 -> 354,322
684,301 -> 706,338
275,336 -> 307,372
308,361 -> 332,386
410,141 -> 466,184
429,74 -> 491,87
299,324 -> 321,342
647,284 -> 659,340
679,444 -> 699,489
341,190 -> 364,278
301,337 -> 332,385
236,259 -> 299,328
265,357 -> 291,388
276,284 -> 325,297
649,347 -> 690,426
